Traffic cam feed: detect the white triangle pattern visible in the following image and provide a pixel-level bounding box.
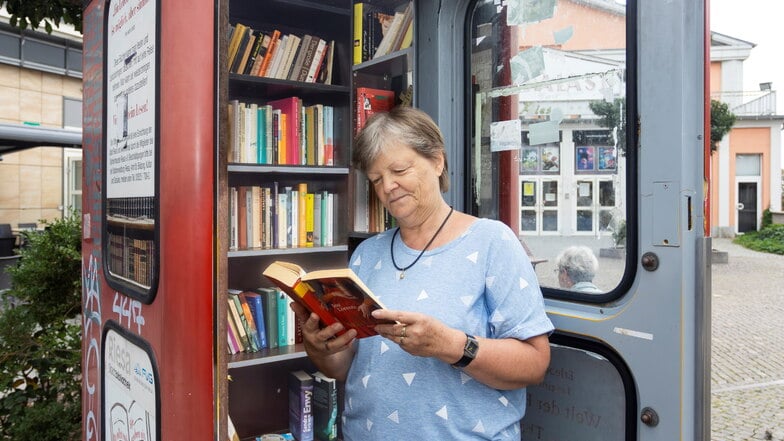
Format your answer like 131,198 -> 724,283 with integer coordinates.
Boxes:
486,275 -> 495,288
460,295 -> 472,306
498,396 -> 509,407
417,290 -> 429,300
422,255 -> 434,267
348,397 -> 353,410
380,341 -> 390,354
362,375 -> 370,388
366,419 -> 373,431
402,373 -> 415,386
436,405 -> 448,420
519,277 -> 529,289
374,260 -> 382,270
491,310 -> 504,324
352,255 -> 362,266
472,420 -> 486,433
466,251 -> 479,263
460,372 -> 472,384
388,410 -> 399,423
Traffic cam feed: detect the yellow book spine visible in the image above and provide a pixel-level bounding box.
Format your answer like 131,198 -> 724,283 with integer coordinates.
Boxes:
305,192 -> 314,247
353,3 -> 364,64
298,183 -> 308,246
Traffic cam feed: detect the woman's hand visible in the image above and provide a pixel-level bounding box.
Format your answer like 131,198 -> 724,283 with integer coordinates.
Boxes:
371,309 -> 464,361
290,302 -> 357,381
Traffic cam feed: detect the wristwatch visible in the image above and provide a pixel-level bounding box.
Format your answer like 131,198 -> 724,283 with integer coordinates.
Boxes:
451,333 -> 479,368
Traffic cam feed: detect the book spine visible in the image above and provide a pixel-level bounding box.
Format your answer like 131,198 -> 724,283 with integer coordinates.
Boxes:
289,371 -> 314,441
353,3 -> 363,65
277,290 -> 289,347
312,373 -> 338,441
244,293 -> 268,349
298,183 -> 308,246
259,288 -> 278,349
305,192 -> 314,248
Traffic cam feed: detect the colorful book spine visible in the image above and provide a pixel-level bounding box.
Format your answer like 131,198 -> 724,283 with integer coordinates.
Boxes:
288,370 -> 315,441
312,371 -> 338,441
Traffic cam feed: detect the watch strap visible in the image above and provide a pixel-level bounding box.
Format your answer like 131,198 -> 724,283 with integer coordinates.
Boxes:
451,333 -> 478,368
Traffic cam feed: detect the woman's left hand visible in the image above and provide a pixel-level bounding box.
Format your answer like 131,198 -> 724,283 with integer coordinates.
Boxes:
372,309 -> 462,361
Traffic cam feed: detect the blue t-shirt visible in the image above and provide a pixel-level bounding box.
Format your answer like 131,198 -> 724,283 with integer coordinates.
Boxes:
342,218 -> 554,440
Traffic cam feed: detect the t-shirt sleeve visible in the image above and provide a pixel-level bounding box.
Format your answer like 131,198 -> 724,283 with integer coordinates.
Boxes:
483,222 -> 554,341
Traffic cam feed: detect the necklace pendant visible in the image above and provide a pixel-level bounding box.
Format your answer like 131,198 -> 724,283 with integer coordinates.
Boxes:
399,271 -> 405,280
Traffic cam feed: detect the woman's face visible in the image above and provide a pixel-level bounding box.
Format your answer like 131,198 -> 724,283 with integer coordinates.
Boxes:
365,141 -> 443,225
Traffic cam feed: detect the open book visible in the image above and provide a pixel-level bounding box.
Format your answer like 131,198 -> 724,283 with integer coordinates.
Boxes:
262,261 -> 393,338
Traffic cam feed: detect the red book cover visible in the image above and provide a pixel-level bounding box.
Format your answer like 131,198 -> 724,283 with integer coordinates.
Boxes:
355,87 -> 395,134
268,96 -> 302,165
263,261 -> 394,338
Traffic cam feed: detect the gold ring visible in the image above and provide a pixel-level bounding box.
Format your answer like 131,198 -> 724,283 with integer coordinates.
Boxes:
401,326 -> 407,338
324,341 -> 330,351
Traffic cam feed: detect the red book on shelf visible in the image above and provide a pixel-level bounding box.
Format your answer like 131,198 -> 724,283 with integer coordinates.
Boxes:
268,96 -> 302,165
355,87 -> 395,134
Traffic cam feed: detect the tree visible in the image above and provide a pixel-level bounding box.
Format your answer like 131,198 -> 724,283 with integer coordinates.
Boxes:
0,214 -> 82,441
710,99 -> 736,152
588,98 -> 626,156
1,0 -> 82,34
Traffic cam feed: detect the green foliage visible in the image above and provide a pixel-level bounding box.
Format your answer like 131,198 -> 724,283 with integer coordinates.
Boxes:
710,99 -> 736,152
761,208 -> 772,229
0,213 -> 82,441
0,0 -> 83,34
734,224 -> 784,255
588,98 -> 626,155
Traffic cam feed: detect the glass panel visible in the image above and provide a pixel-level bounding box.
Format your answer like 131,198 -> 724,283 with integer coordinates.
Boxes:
469,0 -> 629,296
599,180 -> 615,206
542,211 -> 558,231
599,209 -> 613,232
63,97 -> 83,129
0,32 -> 20,59
24,38 -> 65,68
577,181 -> 593,207
577,210 -> 593,232
73,160 -> 83,191
543,181 -> 558,207
521,211 -> 537,231
66,48 -> 83,73
736,154 -> 761,176
521,180 -> 537,207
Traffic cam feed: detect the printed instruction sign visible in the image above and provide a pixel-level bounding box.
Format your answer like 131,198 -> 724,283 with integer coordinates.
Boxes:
106,0 -> 157,198
103,324 -> 159,441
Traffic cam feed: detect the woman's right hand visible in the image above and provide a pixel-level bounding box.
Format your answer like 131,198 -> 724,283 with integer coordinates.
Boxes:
290,302 -> 357,356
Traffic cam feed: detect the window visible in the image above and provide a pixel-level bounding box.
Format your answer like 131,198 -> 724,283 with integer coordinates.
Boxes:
63,97 -> 83,130
0,23 -> 83,78
469,0 -> 632,299
736,154 -> 761,176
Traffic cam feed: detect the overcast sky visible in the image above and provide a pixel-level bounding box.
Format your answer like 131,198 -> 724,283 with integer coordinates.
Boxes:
710,0 -> 784,167
710,0 -> 784,112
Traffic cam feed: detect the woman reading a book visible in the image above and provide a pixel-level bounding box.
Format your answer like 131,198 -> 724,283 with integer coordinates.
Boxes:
291,106 -> 553,440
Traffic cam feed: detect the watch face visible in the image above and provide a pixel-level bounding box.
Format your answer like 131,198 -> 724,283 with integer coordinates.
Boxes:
465,336 -> 479,357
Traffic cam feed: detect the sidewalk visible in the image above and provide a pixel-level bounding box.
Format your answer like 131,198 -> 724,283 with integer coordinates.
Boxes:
710,238 -> 784,440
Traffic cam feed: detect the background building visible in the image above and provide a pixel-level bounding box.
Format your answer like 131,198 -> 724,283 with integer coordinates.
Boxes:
0,9 -> 83,229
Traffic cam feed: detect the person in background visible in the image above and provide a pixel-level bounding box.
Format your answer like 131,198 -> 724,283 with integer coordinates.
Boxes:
291,106 -> 554,440
555,245 -> 602,293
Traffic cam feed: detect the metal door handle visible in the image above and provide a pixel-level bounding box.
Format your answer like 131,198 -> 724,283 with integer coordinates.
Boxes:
737,203 -> 744,210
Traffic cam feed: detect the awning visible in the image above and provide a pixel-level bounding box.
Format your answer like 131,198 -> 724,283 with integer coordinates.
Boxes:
0,123 -> 82,155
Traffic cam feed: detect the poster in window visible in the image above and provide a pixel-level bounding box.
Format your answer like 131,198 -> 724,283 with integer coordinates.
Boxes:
576,146 -> 595,171
598,146 -> 617,171
541,146 -> 560,172
520,147 -> 538,172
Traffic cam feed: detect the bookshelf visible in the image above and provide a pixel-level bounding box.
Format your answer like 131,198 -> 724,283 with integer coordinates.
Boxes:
221,0 -> 414,438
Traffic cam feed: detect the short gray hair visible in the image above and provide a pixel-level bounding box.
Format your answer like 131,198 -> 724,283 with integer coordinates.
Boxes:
352,106 -> 449,192
555,246 -> 598,283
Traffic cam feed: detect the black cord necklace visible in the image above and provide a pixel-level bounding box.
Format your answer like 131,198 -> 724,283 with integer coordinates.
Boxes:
391,206 -> 454,280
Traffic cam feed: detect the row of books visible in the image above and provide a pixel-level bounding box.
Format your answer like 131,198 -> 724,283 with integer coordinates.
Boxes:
226,287 -> 299,354
229,184 -> 337,251
107,233 -> 154,287
228,97 -> 335,166
353,1 -> 414,64
288,370 -> 338,441
228,23 -> 335,85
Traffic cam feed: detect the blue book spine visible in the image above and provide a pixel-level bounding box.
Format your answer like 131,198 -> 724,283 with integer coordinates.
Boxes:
245,293 -> 268,349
